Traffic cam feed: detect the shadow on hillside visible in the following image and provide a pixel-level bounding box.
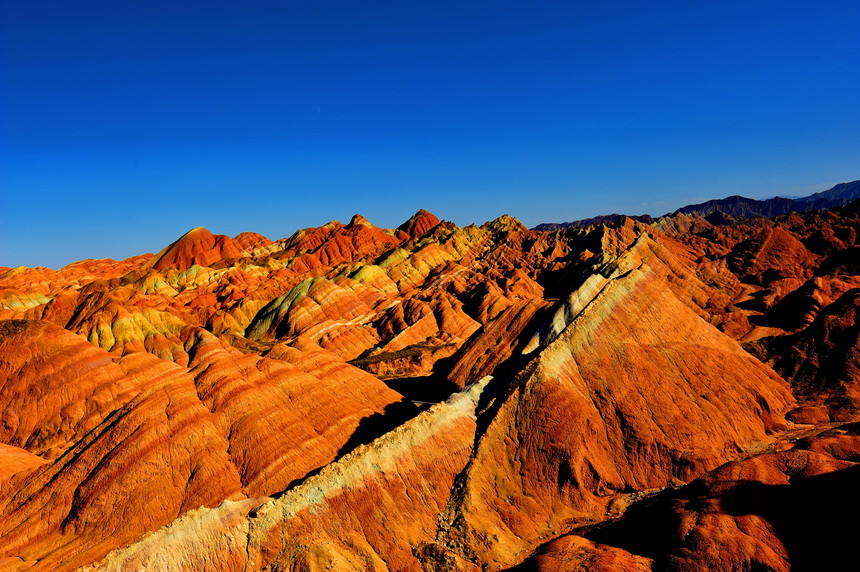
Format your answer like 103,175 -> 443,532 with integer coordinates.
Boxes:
277,399 -> 420,495
381,374 -> 461,403
716,465 -> 860,571
584,488 -> 684,570
335,399 -> 420,458
579,464 -> 860,571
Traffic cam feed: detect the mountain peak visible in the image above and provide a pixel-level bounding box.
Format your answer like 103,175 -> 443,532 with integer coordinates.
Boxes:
149,226 -> 240,271
347,214 -> 373,228
397,209 -> 440,237
484,214 -> 528,233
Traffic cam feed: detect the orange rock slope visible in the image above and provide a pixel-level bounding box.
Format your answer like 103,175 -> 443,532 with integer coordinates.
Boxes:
0,203 -> 857,571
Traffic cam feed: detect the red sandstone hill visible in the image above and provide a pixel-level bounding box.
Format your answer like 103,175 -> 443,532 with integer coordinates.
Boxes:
148,226 -> 242,271
0,203 -> 857,571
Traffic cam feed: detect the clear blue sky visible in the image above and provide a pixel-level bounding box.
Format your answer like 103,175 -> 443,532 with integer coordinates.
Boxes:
2,1 -> 858,268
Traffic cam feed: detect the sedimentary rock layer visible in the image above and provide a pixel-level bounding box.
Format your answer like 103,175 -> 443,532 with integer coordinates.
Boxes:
0,201 -> 856,570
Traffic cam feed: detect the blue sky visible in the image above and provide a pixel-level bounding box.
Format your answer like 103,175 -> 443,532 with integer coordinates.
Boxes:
2,1 -> 859,268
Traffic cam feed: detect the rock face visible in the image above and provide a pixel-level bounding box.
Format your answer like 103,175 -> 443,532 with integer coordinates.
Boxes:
0,201 -> 857,570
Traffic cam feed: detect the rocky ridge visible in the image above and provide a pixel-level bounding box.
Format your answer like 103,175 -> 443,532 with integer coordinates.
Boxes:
535,179 -> 860,230
0,199 -> 857,571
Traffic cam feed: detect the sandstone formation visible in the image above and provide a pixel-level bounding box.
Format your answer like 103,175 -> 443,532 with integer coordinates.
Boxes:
149,227 -> 242,271
0,195 -> 857,570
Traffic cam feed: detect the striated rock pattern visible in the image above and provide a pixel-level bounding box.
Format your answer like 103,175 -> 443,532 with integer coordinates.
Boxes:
0,199 -> 857,570
661,201 -> 860,421
149,227 -> 242,271
430,234 -> 793,568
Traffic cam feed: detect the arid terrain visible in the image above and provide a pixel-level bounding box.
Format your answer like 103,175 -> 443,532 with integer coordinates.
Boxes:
1,186 -> 858,571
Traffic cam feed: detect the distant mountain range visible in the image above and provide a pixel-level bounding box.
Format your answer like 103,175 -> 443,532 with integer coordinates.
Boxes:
534,179 -> 860,230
